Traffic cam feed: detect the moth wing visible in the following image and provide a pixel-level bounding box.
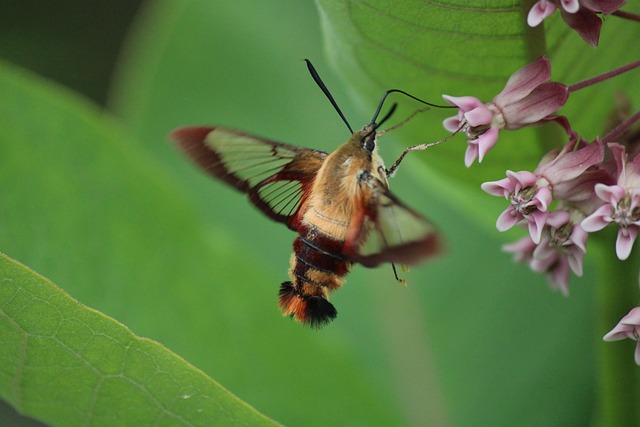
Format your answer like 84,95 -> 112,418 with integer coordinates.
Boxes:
344,175 -> 441,267
171,126 -> 328,230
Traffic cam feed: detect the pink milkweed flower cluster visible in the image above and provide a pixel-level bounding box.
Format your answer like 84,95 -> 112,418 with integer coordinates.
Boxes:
485,138 -> 640,365
442,56 -> 568,167
527,0 -> 627,46
439,40 -> 640,364
503,210 -> 587,295
484,138 -> 613,292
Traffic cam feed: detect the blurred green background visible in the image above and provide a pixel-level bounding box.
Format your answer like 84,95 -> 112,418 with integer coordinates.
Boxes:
4,0 -> 637,425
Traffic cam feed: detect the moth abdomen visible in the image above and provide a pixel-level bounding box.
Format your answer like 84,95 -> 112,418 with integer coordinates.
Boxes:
278,226 -> 351,327
278,281 -> 337,329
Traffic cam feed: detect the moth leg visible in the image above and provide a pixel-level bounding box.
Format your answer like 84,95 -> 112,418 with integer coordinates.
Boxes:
377,108 -> 429,136
386,124 -> 463,177
391,263 -> 407,287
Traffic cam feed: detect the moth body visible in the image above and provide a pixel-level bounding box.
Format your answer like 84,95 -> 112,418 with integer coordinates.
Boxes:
280,126 -> 385,325
171,122 -> 440,328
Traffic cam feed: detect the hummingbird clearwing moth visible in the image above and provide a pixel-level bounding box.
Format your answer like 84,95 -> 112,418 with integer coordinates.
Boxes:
171,60 -> 444,328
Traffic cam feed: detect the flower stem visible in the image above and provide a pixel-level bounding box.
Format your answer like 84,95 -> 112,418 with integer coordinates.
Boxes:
602,109 -> 640,144
612,10 -> 640,23
592,235 -> 640,427
568,60 -> 640,93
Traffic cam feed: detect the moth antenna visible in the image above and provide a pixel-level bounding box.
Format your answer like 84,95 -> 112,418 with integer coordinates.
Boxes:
375,103 -> 398,129
305,59 -> 353,133
370,89 -> 454,126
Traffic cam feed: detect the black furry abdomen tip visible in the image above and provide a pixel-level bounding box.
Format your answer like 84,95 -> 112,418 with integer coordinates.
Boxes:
278,281 -> 337,328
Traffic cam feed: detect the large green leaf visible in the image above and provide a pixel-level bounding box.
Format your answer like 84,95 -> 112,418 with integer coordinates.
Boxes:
0,253 -> 277,426
103,1 -> 630,426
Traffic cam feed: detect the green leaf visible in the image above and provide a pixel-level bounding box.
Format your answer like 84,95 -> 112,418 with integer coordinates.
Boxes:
0,57 -> 281,424
0,253 -> 278,426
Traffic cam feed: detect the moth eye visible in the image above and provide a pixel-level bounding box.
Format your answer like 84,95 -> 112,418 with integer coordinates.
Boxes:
363,138 -> 375,152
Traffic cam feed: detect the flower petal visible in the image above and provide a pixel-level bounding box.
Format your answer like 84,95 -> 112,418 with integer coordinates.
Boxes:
501,83 -> 569,129
481,177 -> 514,197
604,307 -> 640,343
561,0 -> 580,13
560,7 -> 602,47
541,139 -> 604,183
594,184 -> 626,205
533,238 -> 556,260
580,0 -> 627,14
567,249 -> 584,276
497,208 -> 521,231
528,210 -> 549,244
552,169 -> 616,207
623,150 -> 640,188
464,106 -> 494,127
621,307 -> 640,325
546,210 -> 571,228
570,225 -> 588,253
581,205 -> 613,232
532,186 -> 552,211
443,116 -> 462,132
607,143 -> 627,182
616,226 -> 638,260
477,127 -> 499,162
527,0 -> 557,26
502,236 -> 536,262
442,94 -> 483,112
632,192 -> 640,218
464,139 -> 479,168
505,170 -> 538,188
603,323 -> 631,341
494,56 -> 551,105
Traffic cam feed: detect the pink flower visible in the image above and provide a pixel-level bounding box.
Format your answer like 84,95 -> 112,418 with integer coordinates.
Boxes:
482,171 -> 551,243
482,139 -> 606,244
443,57 -> 568,167
527,0 -> 627,47
603,307 -> 640,365
504,210 -> 587,295
581,143 -> 640,260
535,137 -> 614,210
531,210 -> 588,295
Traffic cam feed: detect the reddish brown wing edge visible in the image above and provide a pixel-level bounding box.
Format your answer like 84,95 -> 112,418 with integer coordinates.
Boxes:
343,179 -> 442,268
170,126 -> 327,230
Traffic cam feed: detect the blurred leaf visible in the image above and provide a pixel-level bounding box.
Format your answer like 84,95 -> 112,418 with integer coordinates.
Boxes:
0,253 -> 278,426
0,0 -> 144,104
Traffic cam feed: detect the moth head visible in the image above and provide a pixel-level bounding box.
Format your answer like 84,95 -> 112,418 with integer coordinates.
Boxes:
356,99 -> 396,157
360,123 -> 378,154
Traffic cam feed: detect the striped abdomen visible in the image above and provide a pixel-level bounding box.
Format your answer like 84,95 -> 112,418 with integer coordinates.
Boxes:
278,224 -> 351,328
